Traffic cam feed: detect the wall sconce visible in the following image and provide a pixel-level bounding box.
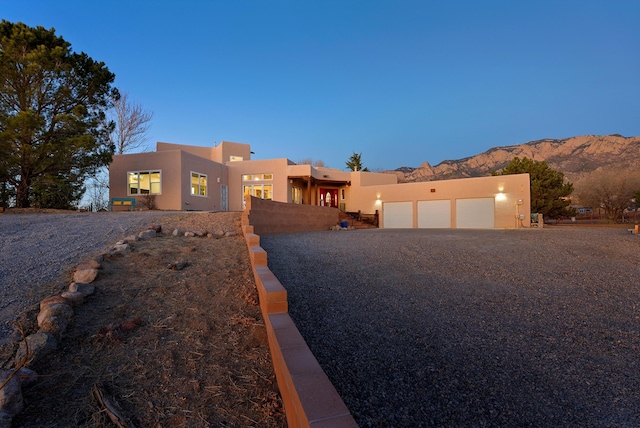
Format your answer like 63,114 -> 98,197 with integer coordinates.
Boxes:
495,192 -> 507,201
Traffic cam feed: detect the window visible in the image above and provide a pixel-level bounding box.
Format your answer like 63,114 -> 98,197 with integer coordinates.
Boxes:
191,172 -> 207,197
242,173 -> 273,181
128,171 -> 161,195
230,156 -> 243,162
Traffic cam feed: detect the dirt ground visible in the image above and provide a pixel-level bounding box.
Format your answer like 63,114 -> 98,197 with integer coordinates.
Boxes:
8,211 -> 286,427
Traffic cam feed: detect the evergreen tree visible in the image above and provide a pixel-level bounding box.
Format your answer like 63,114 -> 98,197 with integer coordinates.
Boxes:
493,157 -> 575,219
0,21 -> 117,208
345,151 -> 370,172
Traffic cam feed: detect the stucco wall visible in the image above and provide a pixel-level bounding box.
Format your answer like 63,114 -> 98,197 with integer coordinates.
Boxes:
243,196 -> 339,235
110,150 -> 183,210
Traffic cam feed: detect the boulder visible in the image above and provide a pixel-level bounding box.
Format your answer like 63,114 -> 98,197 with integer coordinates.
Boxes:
184,231 -> 196,237
147,224 -> 162,232
172,229 -> 184,236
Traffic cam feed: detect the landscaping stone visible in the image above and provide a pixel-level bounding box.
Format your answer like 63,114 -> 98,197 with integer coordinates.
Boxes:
0,370 -> 23,427
15,332 -> 57,368
60,291 -> 84,306
68,282 -> 95,298
138,229 -> 156,239
73,267 -> 98,284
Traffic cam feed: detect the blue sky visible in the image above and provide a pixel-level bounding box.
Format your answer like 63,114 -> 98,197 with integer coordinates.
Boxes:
3,1 -> 639,170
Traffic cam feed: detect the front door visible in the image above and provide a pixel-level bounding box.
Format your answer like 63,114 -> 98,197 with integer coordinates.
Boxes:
319,188 -> 339,208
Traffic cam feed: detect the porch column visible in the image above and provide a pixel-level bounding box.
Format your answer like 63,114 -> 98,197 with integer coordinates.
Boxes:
306,177 -> 312,205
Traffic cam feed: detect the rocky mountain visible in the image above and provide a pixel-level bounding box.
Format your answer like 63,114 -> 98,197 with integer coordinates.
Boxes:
390,135 -> 640,191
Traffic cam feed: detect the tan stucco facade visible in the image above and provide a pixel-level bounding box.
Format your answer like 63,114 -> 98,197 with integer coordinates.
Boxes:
109,141 -> 531,228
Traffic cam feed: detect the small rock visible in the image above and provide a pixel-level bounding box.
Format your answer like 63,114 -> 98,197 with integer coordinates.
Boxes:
167,261 -> 189,271
77,260 -> 101,271
17,368 -> 38,388
0,370 -> 23,422
61,291 -> 84,306
195,230 -> 206,237
39,296 -> 70,311
110,243 -> 130,254
38,316 -> 69,338
212,229 -> 225,237
138,229 -> 156,239
124,234 -> 139,242
147,224 -> 162,232
172,229 -> 183,237
37,304 -> 73,327
73,268 -> 98,284
224,231 -> 237,237
69,282 -> 95,298
15,332 -> 57,368
184,231 -> 196,237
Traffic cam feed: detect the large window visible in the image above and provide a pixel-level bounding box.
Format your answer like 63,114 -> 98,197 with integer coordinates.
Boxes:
128,171 -> 161,195
191,172 -> 207,197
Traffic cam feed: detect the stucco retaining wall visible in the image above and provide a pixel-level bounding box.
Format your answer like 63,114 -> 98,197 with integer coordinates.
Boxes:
242,217 -> 358,427
243,197 -> 339,235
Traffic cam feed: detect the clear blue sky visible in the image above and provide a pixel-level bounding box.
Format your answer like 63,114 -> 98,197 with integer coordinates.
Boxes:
3,1 -> 639,170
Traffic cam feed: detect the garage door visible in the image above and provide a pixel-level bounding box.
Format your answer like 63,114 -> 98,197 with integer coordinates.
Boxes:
383,201 -> 413,228
417,200 -> 451,228
456,198 -> 495,229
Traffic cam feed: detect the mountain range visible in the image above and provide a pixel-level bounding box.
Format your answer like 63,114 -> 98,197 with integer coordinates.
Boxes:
389,135 -> 640,193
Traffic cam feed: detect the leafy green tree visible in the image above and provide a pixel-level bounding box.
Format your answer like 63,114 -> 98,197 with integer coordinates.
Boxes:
493,157 -> 575,219
345,151 -> 370,172
0,20 -> 117,208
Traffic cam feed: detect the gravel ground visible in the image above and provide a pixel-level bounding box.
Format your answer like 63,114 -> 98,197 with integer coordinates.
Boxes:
261,227 -> 640,427
0,211 -> 187,344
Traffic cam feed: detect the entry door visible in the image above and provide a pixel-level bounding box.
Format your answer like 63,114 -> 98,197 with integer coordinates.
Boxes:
319,188 -> 339,208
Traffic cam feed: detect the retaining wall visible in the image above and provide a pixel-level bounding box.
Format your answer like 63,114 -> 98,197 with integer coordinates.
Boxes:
242,207 -> 358,427
243,197 -> 339,235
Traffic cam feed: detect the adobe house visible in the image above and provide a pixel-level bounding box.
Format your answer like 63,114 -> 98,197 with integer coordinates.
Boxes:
109,141 -> 531,228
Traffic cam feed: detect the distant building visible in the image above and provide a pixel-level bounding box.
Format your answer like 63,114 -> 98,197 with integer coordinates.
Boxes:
109,141 -> 531,229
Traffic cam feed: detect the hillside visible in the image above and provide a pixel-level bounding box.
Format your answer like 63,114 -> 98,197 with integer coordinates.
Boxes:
390,135 -> 640,192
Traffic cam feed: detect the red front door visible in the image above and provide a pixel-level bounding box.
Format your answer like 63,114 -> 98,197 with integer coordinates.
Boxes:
319,188 -> 339,208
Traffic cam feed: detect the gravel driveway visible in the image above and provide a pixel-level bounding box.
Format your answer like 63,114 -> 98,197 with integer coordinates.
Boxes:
0,211 -> 180,344
261,227 -> 640,427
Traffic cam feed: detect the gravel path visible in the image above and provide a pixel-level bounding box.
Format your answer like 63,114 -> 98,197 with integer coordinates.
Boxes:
261,228 -> 640,427
0,211 -> 182,344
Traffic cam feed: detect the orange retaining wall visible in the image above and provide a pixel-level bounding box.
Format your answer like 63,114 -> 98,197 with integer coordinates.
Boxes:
243,196 -> 339,235
242,213 -> 358,427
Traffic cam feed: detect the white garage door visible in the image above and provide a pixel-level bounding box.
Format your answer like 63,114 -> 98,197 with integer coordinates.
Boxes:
383,201 -> 413,228
456,198 -> 495,229
417,200 -> 451,228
